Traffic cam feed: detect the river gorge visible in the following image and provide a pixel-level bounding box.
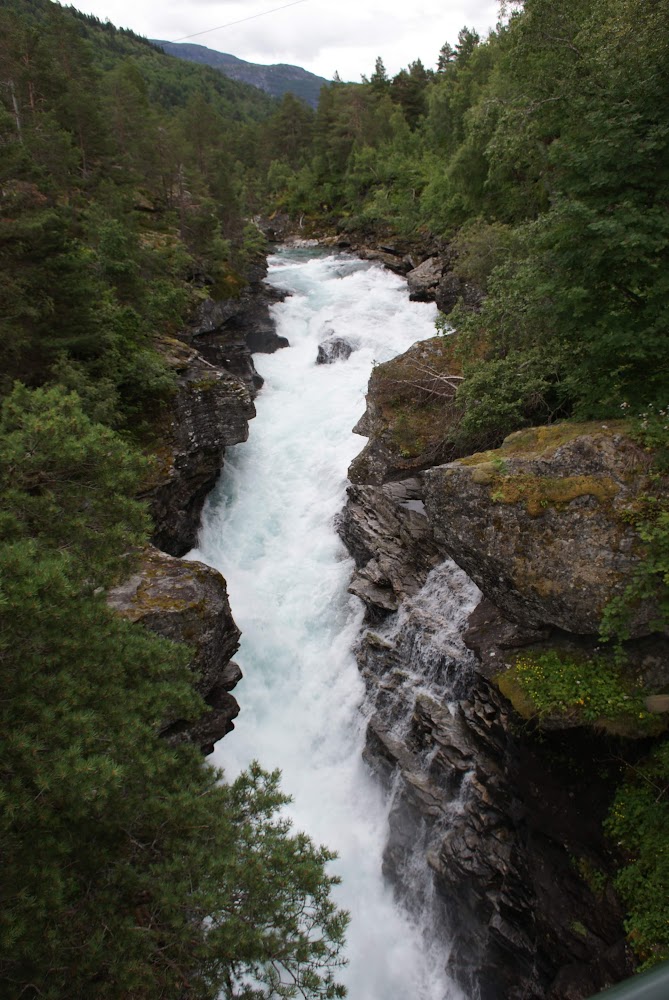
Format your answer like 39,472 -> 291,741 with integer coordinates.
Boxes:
150,242 -> 664,1000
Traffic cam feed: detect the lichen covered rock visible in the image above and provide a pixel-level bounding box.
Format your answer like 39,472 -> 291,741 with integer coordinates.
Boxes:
107,545 -> 241,753
424,422 -> 660,636
348,337 -> 462,485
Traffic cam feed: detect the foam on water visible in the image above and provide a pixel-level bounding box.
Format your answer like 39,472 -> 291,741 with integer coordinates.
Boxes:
187,248 -> 466,1000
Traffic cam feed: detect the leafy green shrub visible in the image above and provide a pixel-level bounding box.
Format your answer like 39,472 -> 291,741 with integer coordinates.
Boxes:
453,346 -> 569,452
606,741 -> 669,969
626,402 -> 669,472
510,649 -> 651,725
600,418 -> 669,648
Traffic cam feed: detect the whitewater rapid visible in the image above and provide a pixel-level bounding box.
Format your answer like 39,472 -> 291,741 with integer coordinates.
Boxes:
187,247 -> 466,1000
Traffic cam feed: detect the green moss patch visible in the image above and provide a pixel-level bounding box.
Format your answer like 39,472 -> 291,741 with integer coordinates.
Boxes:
495,649 -> 663,736
460,420 -> 631,466
490,472 -> 619,516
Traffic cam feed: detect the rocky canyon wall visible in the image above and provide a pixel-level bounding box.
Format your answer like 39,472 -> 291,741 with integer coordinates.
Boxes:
108,266 -> 285,753
339,333 -> 669,999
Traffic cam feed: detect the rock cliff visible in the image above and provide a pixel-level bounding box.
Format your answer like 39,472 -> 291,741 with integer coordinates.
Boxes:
147,337 -> 256,557
121,275 -> 286,752
348,337 -> 463,485
341,346 -> 669,998
107,546 -> 242,754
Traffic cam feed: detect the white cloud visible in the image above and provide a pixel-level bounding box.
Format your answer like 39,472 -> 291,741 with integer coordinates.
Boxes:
62,0 -> 500,81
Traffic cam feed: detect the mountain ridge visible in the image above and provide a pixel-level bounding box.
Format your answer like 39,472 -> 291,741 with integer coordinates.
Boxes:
154,40 -> 328,107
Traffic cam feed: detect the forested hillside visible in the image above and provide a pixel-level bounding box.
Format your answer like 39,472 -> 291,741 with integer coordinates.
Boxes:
0,2 -> 346,997
155,41 -> 328,109
1,0 -> 668,994
265,0 -> 669,448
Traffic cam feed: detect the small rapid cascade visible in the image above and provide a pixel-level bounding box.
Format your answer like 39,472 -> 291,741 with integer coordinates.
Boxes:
187,246 -> 468,1000
361,560 -> 482,737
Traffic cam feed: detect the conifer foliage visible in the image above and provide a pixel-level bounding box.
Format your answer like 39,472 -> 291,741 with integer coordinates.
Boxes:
0,386 -> 348,999
0,5 -> 348,995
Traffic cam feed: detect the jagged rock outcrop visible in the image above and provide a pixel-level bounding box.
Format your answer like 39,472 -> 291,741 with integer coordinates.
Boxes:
407,256 -> 444,300
336,479 -> 442,618
351,557 -> 632,1000
187,280 -> 289,393
423,422 -> 661,637
316,335 -> 355,364
108,546 -> 241,754
146,338 -> 255,557
348,337 -> 463,485
362,666 -> 632,1000
339,407 -> 660,997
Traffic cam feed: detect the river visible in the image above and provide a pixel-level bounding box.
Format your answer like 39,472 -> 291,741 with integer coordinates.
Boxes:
187,246 -> 467,1000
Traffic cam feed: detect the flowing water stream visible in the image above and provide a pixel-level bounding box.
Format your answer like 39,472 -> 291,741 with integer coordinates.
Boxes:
187,246 -> 467,1000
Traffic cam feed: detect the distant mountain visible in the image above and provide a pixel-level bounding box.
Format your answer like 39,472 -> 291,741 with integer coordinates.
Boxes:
153,41 -> 328,108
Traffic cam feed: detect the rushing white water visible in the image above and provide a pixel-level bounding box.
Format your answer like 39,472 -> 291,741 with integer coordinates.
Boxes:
187,247 -> 466,1000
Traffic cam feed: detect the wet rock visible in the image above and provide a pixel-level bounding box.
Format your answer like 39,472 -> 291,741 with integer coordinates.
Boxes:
463,597 -> 553,672
316,336 -> 355,364
424,422 -> 663,636
146,340 -> 255,557
359,626 -> 631,1000
337,480 -> 442,619
107,546 -> 241,754
188,283 -> 289,393
357,246 -> 413,275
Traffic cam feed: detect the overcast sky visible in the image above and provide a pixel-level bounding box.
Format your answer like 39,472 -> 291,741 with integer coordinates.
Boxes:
62,0 -> 501,82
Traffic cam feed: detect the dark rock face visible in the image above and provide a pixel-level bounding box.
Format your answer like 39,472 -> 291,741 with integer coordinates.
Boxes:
187,281 -> 289,393
107,546 -> 242,754
316,336 -> 355,364
109,266 -> 288,754
435,271 -> 484,314
423,423 -> 659,636
147,340 -> 255,557
355,568 -> 631,1000
336,479 -> 442,618
348,337 -> 462,486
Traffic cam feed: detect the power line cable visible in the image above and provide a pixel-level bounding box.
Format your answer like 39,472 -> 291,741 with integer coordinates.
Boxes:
172,0 -> 309,43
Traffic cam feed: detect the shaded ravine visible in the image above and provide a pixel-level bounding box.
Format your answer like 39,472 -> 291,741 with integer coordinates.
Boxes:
187,247 -> 468,1000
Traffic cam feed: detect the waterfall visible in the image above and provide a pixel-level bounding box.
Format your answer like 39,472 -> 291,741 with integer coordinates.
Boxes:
187,246 -> 469,1000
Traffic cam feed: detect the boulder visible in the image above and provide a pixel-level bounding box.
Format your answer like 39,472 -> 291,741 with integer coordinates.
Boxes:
316,336 -> 355,364
435,272 -> 484,315
107,546 -> 242,754
407,257 -> 444,300
357,246 -> 413,275
423,422 -> 663,636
